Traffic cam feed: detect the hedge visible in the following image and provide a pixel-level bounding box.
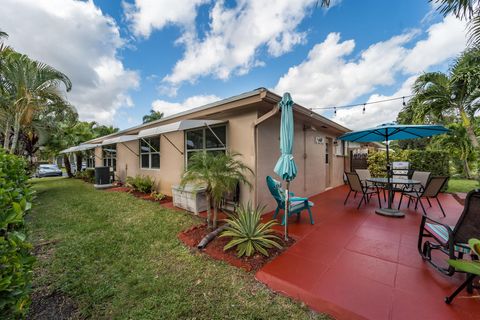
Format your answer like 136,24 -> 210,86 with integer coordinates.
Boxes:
367,149 -> 450,179
0,148 -> 35,318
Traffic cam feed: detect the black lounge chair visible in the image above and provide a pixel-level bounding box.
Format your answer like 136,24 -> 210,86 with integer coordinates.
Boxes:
418,189 -> 480,276
344,172 -> 382,209
398,176 -> 449,217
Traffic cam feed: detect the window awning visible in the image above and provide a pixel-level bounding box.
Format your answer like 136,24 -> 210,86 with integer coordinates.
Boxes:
59,143 -> 100,154
101,135 -> 138,145
138,120 -> 226,139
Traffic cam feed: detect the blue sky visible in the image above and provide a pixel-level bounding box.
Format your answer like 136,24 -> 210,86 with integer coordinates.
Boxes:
0,0 -> 468,129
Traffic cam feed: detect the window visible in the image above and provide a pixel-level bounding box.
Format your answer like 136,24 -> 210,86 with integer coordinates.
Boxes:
185,125 -> 227,165
102,144 -> 117,170
86,150 -> 95,168
140,137 -> 160,169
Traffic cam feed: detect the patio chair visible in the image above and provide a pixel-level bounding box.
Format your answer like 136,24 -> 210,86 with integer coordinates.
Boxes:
266,176 -> 314,225
356,168 -> 386,202
418,189 -> 480,276
397,176 -> 449,216
344,172 -> 382,209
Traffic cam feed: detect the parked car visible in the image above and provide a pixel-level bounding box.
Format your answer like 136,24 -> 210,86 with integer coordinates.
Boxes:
37,164 -> 63,177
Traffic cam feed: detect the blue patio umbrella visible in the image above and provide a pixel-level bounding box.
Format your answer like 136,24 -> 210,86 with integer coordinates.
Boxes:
274,93 -> 297,239
338,123 -> 448,217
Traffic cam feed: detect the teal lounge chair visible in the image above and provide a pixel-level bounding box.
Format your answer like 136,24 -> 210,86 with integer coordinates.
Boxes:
266,176 -> 314,225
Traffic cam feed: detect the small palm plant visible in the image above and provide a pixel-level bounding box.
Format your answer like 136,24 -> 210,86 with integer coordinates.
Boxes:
181,151 -> 253,229
220,204 -> 282,257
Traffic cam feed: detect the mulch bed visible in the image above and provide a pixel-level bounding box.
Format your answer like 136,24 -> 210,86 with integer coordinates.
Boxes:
178,224 -> 294,272
105,186 -> 173,204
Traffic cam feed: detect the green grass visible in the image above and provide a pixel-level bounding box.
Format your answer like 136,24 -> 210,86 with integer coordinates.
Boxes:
28,178 -> 325,319
446,179 -> 479,193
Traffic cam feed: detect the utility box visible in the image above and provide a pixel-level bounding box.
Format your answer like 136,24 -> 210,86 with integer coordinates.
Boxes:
94,166 -> 113,189
172,185 -> 208,215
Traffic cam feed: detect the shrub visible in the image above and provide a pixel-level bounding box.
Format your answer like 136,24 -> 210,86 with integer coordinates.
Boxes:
0,148 -> 35,317
220,204 -> 282,257
126,175 -> 155,194
76,168 -> 95,183
367,149 -> 450,177
150,191 -> 166,201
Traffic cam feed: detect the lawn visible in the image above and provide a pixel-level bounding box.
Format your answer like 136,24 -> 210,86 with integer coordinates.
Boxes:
28,178 -> 325,319
446,178 -> 479,193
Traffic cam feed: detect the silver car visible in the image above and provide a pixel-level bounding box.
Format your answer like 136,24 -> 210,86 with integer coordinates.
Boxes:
37,164 -> 63,177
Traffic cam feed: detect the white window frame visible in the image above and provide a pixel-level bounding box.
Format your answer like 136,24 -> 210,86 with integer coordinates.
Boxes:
86,150 -> 95,168
140,136 -> 160,170
184,125 -> 228,167
102,144 -> 117,170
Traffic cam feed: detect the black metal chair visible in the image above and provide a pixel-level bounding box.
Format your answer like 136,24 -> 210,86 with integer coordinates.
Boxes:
220,182 -> 240,214
398,176 -> 449,217
418,189 -> 480,276
344,172 -> 382,209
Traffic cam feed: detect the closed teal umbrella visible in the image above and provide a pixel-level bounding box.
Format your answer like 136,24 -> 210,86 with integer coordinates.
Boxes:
274,92 -> 297,239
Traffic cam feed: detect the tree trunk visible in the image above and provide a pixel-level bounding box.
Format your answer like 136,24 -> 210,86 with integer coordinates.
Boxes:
206,193 -> 212,229
63,154 -> 73,178
76,153 -> 83,173
213,204 -> 218,229
3,119 -> 10,150
459,108 -> 479,149
9,114 -> 20,154
463,159 -> 472,179
197,224 -> 229,249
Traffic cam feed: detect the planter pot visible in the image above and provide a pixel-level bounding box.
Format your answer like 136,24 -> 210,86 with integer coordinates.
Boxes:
172,185 -> 208,214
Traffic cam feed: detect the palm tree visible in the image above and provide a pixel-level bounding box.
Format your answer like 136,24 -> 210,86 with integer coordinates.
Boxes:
142,109 -> 164,123
1,52 -> 72,154
432,0 -> 480,47
406,48 -> 480,148
181,152 -> 253,229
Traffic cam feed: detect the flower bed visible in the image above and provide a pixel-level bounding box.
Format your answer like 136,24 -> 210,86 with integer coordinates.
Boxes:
105,186 -> 172,204
178,224 -> 294,272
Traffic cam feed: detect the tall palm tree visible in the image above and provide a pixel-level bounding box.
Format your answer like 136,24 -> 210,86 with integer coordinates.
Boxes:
181,152 -> 253,229
407,48 -> 480,148
1,52 -> 72,154
432,0 -> 480,47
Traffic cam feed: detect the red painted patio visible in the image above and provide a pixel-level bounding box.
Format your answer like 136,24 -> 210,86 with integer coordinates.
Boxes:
256,185 -> 479,320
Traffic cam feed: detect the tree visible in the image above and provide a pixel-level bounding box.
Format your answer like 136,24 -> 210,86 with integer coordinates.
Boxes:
180,152 -> 253,230
142,109 -> 164,123
404,48 -> 480,149
93,124 -> 118,137
432,0 -> 480,47
1,52 -> 72,154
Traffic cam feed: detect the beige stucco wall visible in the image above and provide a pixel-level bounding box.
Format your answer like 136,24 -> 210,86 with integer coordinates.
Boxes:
256,114 -> 346,212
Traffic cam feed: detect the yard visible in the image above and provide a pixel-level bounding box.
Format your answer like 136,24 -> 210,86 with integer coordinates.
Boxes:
446,178 -> 480,193
28,178 -> 326,319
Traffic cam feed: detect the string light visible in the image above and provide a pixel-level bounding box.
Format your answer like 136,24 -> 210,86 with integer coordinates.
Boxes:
310,94 -> 413,112
334,107 -> 336,115
362,103 -> 366,114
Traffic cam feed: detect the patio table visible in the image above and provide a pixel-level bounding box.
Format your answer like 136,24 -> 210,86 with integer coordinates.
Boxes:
367,177 -> 421,218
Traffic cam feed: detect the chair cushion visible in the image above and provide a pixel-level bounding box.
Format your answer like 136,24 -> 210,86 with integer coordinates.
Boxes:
425,223 -> 471,254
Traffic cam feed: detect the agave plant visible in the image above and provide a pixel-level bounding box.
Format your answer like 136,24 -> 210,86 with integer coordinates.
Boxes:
220,204 -> 282,257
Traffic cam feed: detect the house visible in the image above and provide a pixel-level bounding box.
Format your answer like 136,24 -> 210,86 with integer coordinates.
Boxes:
65,88 -> 351,211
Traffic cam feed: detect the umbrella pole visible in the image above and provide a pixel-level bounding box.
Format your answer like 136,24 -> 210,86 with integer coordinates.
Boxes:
385,136 -> 392,209
285,181 -> 290,241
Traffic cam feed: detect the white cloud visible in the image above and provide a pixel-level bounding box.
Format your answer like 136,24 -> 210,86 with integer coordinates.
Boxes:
332,76 -> 416,130
125,0 -> 328,93
151,94 -> 221,116
273,15 -> 467,129
124,0 -> 208,38
402,15 -> 467,73
0,0 -> 139,124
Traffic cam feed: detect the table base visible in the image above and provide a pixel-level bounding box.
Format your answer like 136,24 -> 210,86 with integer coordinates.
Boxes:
375,208 -> 405,218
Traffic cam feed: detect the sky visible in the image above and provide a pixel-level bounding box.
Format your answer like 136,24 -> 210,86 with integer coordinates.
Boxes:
0,0 -> 468,130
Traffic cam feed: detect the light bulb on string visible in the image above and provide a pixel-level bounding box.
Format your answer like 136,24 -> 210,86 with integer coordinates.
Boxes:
402,96 -> 406,106
362,104 -> 366,114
